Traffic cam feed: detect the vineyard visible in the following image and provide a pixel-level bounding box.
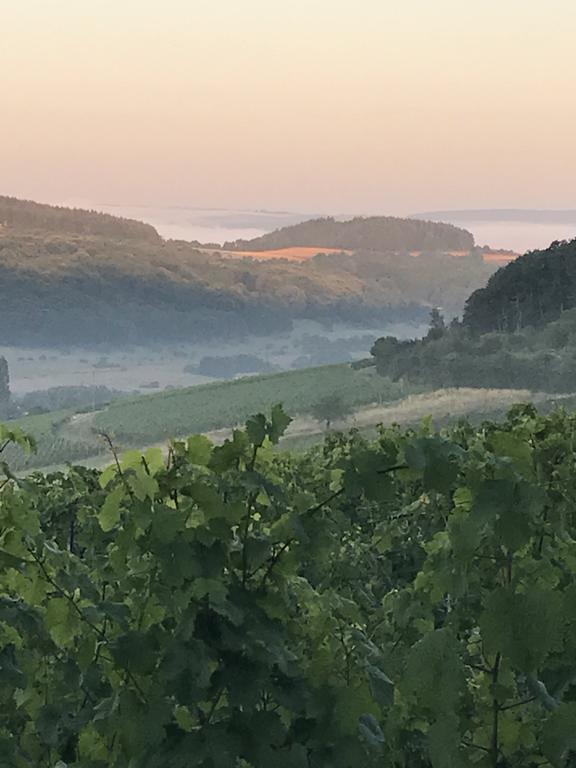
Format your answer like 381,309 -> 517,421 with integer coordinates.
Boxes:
1,411 -> 108,472
1,403 -> 576,766
92,365 -> 418,445
6,369 -> 576,473
0,366 -> 414,471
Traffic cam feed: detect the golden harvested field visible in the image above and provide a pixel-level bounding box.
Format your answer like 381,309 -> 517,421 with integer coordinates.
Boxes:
219,246 -> 353,262
483,251 -> 517,264
221,247 -> 518,265
411,250 -> 517,264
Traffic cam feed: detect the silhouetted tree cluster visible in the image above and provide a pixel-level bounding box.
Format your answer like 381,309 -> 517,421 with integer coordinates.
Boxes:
425,307 -> 446,340
371,307 -> 576,393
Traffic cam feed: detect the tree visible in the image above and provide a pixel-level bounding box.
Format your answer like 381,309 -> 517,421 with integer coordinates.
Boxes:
310,394 -> 352,431
426,307 -> 446,340
0,356 -> 10,418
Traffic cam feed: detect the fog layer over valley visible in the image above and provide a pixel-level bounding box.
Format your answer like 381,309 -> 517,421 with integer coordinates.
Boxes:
2,320 -> 422,397
1,198 -> 494,350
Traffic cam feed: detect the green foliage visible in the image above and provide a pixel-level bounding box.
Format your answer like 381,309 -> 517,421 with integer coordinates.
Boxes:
371,307 -> 576,393
464,237 -> 576,333
425,308 -> 446,341
1,404 -> 576,766
0,411 -> 107,472
309,395 -> 353,429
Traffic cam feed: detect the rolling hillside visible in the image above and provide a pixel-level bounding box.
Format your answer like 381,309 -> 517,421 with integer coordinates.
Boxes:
3,364 -> 417,469
0,197 -> 499,346
0,195 -> 160,241
5,363 -> 572,471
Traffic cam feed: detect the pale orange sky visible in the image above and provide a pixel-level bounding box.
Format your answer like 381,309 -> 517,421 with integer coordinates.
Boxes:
2,0 -> 575,214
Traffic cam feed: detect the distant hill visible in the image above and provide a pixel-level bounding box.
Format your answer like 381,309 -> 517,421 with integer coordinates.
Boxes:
0,196 -> 160,242
223,215 -> 474,252
0,197 -> 496,346
464,238 -> 576,332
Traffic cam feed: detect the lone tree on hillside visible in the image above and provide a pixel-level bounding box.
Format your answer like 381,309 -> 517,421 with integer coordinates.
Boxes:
0,357 -> 10,418
310,395 -> 352,431
426,307 -> 446,341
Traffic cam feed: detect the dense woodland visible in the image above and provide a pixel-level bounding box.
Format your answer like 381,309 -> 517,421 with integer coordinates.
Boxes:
0,196 -> 160,242
0,199 -> 495,346
464,239 -> 576,332
224,215 -> 475,252
370,237 -> 576,393
370,307 -> 576,392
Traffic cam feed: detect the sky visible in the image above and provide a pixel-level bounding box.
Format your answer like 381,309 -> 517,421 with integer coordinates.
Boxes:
2,0 -> 576,215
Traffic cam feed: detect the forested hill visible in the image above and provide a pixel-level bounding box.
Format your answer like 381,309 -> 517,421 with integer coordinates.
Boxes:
464,238 -> 576,332
0,197 -> 495,346
224,215 -> 475,252
0,196 -> 160,242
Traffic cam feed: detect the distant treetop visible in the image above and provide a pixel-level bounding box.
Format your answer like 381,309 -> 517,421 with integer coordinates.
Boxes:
224,215 -> 474,252
0,195 -> 161,242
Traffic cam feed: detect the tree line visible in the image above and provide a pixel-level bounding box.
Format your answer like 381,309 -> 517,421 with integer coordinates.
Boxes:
0,195 -> 160,242
224,215 -> 475,252
464,238 -> 576,332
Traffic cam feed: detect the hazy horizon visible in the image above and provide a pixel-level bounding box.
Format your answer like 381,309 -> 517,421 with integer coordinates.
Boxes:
63,201 -> 576,252
3,0 -> 576,214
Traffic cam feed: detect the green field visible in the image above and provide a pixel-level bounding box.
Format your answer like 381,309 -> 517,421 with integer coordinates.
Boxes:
92,364 -> 418,444
7,362 -> 576,473
2,409 -> 108,470
2,364 -> 418,470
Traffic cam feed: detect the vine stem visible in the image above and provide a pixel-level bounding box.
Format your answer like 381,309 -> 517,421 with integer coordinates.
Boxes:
30,549 -> 149,705
98,431 -> 134,500
491,652 -> 501,767
28,547 -> 106,641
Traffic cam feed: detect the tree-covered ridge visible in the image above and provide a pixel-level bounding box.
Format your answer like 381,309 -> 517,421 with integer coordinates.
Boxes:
0,232 -> 494,346
370,306 -> 576,393
1,405 -> 576,766
224,215 -> 475,252
464,238 -> 576,333
0,196 -> 160,242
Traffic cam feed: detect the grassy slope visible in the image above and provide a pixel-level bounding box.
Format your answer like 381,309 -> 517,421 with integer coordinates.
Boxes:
92,364 -> 419,443
4,365 -> 416,469
2,409 -> 108,470
9,363 -> 575,472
